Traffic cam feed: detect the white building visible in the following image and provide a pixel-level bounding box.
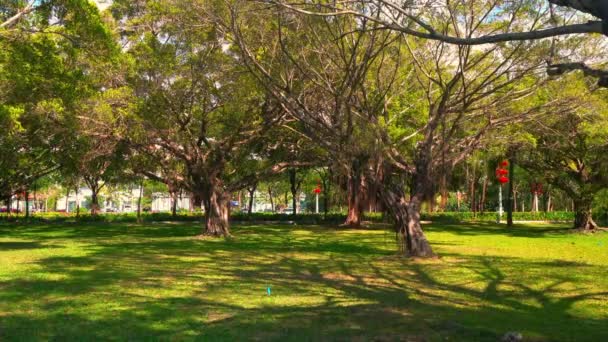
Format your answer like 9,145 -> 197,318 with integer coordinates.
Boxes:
151,193 -> 192,212
56,187 -> 93,212
56,186 -> 143,213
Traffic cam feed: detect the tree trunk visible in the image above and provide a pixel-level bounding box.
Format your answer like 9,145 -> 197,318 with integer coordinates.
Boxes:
202,182 -> 230,237
268,186 -> 274,212
573,200 -> 598,231
33,186 -> 37,214
507,157 -> 515,227
323,177 -> 330,219
137,181 -> 143,224
90,186 -> 100,216
247,183 -> 257,216
380,186 -> 435,258
5,195 -> 11,217
167,183 -> 178,217
65,188 -> 70,213
25,189 -> 30,219
469,165 -> 477,215
289,169 -> 300,218
171,191 -> 177,217
439,172 -> 448,211
480,177 -> 488,213
75,186 -> 80,218
343,160 -> 364,227
405,195 -> 436,257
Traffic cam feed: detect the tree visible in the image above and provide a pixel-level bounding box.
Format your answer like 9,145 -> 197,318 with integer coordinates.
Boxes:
1,0 -> 116,215
518,76 -> 608,230
63,88 -> 134,215
232,1 -> 575,257
229,2 -> 400,228
112,0 -> 290,236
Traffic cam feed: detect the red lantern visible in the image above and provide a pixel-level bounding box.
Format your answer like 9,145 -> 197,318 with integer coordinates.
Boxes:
313,187 -> 322,194
500,160 -> 509,167
498,176 -> 509,184
495,168 -> 509,178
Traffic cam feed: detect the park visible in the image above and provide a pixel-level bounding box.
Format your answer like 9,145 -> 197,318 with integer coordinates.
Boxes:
1,0 -> 608,341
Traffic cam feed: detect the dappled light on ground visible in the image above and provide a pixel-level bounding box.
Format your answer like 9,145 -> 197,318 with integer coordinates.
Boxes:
0,222 -> 607,341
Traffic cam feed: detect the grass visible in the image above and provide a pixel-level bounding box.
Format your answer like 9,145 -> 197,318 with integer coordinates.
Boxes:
0,221 -> 607,341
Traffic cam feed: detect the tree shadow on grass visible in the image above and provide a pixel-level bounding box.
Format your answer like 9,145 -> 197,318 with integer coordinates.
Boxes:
0,224 -> 607,341
426,221 -> 576,238
0,241 -> 59,251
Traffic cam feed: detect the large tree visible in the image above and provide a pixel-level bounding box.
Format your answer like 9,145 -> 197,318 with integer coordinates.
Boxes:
518,76 -> 608,230
111,0 -> 290,236
0,0 -> 114,213
232,1 -> 574,257
229,2 -> 400,227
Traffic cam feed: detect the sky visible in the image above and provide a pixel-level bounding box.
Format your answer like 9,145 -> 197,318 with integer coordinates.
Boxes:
93,0 -> 112,11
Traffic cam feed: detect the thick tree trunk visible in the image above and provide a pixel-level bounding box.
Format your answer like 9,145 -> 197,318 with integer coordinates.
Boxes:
380,186 -> 435,258
405,195 -> 436,257
573,200 -> 598,231
90,186 -> 100,216
343,160 -> 364,227
202,183 -> 230,237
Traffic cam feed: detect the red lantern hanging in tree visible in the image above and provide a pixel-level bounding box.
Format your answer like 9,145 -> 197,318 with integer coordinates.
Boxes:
313,186 -> 322,194
495,161 -> 509,184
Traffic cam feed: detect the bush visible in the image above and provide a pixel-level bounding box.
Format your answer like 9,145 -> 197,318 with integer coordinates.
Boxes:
4,210 -> 603,226
421,211 -> 576,223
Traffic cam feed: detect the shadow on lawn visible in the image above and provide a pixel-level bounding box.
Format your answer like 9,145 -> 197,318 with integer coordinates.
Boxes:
0,224 -> 607,341
0,241 -> 58,251
426,221 -> 574,238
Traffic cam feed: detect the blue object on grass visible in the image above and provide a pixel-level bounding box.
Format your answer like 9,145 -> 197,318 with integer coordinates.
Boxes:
267,287 -> 271,295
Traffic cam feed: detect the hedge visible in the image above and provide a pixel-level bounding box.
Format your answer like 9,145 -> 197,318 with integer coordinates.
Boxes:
0,210 -> 591,225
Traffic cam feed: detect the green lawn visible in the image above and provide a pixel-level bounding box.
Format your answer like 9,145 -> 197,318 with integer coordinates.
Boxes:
0,221 -> 607,341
